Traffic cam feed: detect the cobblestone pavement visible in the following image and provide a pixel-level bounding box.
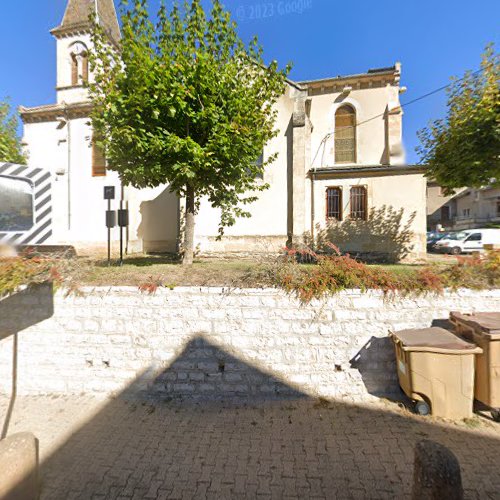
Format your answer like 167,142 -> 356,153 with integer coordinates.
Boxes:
1,395 -> 499,499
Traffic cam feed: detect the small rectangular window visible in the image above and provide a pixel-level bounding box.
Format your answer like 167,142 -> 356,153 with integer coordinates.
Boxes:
326,187 -> 342,220
350,186 -> 367,220
92,139 -> 107,177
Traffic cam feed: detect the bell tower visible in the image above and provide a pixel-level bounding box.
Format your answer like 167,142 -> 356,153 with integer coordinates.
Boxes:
51,0 -> 120,104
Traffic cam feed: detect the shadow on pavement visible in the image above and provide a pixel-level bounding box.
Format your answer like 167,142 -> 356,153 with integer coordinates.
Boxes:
33,339 -> 500,499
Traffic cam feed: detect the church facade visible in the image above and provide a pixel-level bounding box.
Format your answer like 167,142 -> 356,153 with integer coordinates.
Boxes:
17,0 -> 426,260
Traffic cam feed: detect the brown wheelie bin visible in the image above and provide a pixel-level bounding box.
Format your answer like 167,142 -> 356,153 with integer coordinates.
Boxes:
390,327 -> 482,419
450,312 -> 500,421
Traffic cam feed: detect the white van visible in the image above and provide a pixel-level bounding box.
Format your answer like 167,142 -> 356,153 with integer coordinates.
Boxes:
434,229 -> 500,255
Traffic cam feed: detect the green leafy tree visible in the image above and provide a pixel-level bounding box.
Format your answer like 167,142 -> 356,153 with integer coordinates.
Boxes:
0,99 -> 26,164
418,44 -> 500,191
89,0 -> 289,264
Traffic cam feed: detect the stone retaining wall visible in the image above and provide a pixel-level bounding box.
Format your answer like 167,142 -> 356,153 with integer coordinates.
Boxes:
1,286 -> 499,401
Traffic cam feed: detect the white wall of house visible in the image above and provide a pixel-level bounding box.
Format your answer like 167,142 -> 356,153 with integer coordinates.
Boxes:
23,116 -> 121,247
193,86 -> 296,253
24,116 -> 180,253
22,120 -> 67,243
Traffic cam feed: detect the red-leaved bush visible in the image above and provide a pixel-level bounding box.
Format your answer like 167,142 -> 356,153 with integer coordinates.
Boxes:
273,246 -> 499,303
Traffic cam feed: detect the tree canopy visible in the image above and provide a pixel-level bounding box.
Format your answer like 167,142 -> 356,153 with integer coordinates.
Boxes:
0,99 -> 26,164
89,0 -> 290,263
418,44 -> 499,191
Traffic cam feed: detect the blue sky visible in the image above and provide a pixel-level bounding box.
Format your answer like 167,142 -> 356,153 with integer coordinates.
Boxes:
0,0 -> 498,163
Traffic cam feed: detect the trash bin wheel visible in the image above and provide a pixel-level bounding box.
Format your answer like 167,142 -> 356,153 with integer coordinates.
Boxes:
492,410 -> 500,422
415,400 -> 431,416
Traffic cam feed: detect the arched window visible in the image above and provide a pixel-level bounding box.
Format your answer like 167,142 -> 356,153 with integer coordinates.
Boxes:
70,42 -> 89,86
335,106 -> 356,164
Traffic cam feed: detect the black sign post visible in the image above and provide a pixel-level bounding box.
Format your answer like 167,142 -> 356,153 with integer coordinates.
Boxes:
118,206 -> 129,266
104,186 -> 116,266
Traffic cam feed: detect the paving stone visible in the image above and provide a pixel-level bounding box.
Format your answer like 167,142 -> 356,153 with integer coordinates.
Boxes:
0,395 -> 498,499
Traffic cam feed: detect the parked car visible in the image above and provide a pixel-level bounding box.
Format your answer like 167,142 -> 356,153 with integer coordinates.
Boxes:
434,229 -> 500,255
427,231 -> 450,252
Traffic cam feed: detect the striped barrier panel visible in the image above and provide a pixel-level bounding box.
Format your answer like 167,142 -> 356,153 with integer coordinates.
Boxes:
0,162 -> 53,246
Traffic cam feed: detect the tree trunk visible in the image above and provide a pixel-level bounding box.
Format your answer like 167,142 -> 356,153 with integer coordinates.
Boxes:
183,185 -> 195,266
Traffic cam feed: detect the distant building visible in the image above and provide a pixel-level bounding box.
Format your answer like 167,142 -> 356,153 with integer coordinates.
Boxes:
426,181 -> 465,230
427,182 -> 500,231
453,187 -> 500,230
7,0 -> 427,260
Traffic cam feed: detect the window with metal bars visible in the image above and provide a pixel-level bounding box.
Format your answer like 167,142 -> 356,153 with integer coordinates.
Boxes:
350,186 -> 367,220
92,137 -> 107,177
326,187 -> 342,221
335,106 -> 356,164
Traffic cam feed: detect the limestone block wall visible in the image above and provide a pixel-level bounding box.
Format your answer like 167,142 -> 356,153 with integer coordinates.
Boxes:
1,286 -> 499,401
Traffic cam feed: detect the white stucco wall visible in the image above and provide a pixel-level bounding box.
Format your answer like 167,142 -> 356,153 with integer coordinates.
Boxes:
126,185 -> 179,254
23,117 -> 122,246
22,120 -> 68,242
24,117 -> 180,252
308,84 -> 402,169
310,172 -> 427,259
193,85 -> 296,253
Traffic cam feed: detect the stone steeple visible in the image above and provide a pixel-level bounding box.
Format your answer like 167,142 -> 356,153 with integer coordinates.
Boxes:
51,0 -> 121,45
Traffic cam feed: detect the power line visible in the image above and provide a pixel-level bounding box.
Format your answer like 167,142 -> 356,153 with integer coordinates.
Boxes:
400,67 -> 483,109
311,67 -> 485,167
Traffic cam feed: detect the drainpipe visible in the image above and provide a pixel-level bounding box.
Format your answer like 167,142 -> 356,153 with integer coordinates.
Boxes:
64,103 -> 72,231
310,170 -> 315,245
303,97 -> 316,248
121,182 -> 129,255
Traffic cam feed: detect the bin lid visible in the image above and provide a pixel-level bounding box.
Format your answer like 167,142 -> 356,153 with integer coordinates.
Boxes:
390,327 -> 483,354
450,312 -> 500,340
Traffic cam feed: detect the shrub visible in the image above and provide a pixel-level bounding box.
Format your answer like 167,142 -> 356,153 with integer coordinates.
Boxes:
272,246 -> 498,303
0,256 -> 62,297
441,250 -> 500,289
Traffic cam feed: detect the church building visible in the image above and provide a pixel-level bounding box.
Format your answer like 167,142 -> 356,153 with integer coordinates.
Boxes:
12,0 -> 427,260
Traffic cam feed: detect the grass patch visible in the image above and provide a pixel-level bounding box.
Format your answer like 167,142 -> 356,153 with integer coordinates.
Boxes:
77,258 -> 266,288
2,248 -> 499,299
